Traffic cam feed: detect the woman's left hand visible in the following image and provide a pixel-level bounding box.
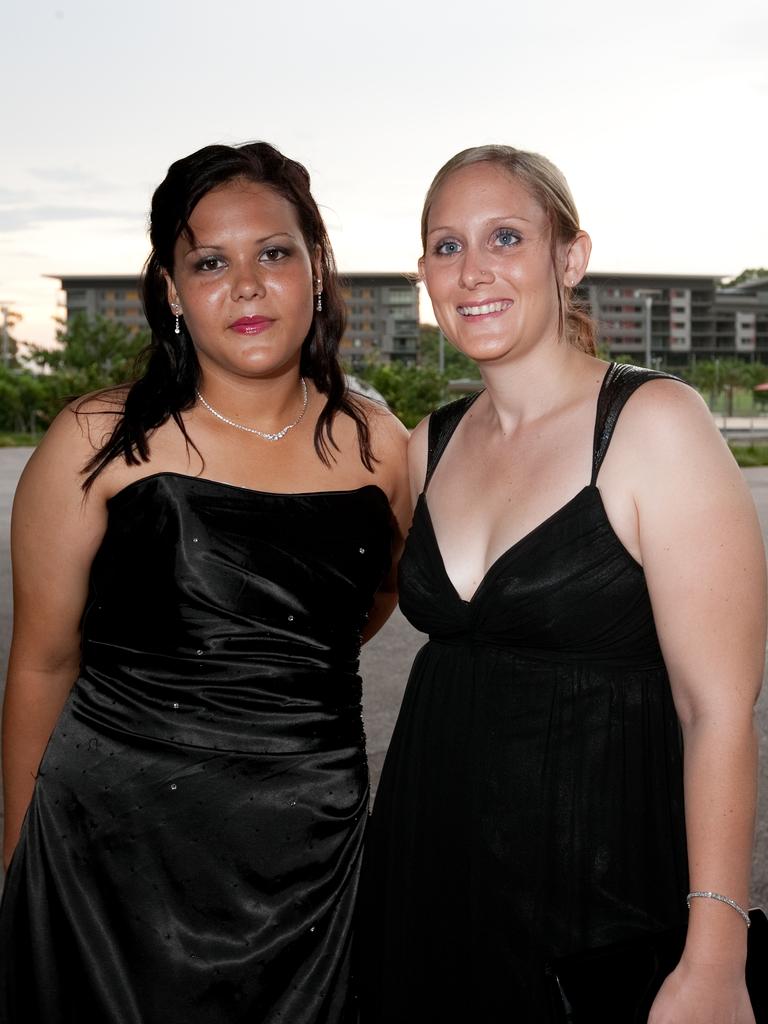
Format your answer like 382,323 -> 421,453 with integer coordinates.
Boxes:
648,960 -> 755,1024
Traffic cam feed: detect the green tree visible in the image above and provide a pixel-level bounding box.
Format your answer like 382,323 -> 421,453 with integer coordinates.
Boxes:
719,360 -> 752,417
685,359 -> 752,416
417,325 -> 477,379
0,306 -> 22,368
0,367 -> 57,434
362,362 -> 447,428
742,362 -> 768,389
684,360 -> 723,408
0,314 -> 152,435
724,268 -> 768,288
27,313 -> 149,393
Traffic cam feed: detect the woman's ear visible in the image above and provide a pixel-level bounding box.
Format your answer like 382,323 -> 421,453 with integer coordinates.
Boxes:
163,271 -> 181,313
563,231 -> 591,288
312,246 -> 323,286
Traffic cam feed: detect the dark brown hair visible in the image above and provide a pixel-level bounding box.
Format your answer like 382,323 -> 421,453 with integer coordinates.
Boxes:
81,141 -> 373,489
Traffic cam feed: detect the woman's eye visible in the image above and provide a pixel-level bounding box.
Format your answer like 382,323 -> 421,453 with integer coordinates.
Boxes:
261,247 -> 288,262
494,229 -> 520,247
196,255 -> 225,272
435,239 -> 461,256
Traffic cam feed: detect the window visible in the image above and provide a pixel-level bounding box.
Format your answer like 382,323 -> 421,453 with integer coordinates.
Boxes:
387,288 -> 415,305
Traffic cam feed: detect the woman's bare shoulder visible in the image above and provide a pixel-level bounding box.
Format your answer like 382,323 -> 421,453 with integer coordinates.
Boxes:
619,375 -> 710,427
611,376 -> 748,506
609,376 -> 721,461
47,387 -> 125,452
17,387 -> 128,502
348,393 -> 409,451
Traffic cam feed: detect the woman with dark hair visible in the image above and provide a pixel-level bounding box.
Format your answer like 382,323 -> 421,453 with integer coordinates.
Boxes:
0,141 -> 409,1023
358,146 -> 765,1022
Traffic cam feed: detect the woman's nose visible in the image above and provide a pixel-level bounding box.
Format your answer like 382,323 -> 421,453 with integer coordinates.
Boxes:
231,263 -> 266,301
459,251 -> 494,289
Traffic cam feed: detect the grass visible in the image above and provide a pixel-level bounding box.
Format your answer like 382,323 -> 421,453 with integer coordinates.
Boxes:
2,431 -> 768,466
0,433 -> 41,447
710,393 -> 766,416
729,444 -> 768,467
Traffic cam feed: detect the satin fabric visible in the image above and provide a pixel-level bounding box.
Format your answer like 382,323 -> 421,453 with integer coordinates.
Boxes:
358,365 -> 689,1023
0,474 -> 392,1024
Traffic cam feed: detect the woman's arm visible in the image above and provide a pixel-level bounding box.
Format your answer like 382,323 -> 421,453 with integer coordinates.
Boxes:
405,415 -> 429,510
361,409 -> 411,643
2,406 -> 110,869
624,382 -> 765,1024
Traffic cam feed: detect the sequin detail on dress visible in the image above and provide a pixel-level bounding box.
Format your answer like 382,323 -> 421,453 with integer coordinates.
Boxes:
0,476 -> 391,1024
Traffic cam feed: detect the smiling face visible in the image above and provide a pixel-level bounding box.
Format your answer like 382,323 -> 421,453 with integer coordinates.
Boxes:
166,178 -> 319,381
421,161 -> 577,365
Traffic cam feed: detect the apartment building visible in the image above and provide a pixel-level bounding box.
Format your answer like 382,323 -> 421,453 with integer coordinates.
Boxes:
339,273 -> 418,367
48,275 -> 147,331
713,276 -> 768,358
578,272 -> 768,364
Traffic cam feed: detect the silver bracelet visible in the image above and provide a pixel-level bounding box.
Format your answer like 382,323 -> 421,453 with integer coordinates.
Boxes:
686,890 -> 751,927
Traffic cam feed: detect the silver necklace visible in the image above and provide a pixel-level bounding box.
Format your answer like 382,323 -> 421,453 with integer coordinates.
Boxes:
196,378 -> 309,441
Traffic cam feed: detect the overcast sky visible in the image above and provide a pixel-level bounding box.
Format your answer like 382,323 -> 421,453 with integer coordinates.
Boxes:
2,0 -> 767,346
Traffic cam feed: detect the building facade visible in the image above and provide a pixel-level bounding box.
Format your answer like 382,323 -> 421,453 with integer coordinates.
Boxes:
339,273 -> 419,367
48,275 -> 147,332
577,272 -> 768,365
49,272 -> 420,366
713,277 -> 768,359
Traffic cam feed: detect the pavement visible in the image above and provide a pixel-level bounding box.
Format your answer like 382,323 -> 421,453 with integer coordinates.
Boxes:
713,416 -> 768,431
713,415 -> 768,442
1,449 -> 768,907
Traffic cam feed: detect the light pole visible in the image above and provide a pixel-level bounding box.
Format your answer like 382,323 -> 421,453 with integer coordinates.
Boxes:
0,303 -> 14,366
634,289 -> 661,369
643,294 -> 653,369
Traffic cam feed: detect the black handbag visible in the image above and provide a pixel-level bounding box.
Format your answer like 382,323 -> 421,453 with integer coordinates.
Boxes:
545,907 -> 768,1023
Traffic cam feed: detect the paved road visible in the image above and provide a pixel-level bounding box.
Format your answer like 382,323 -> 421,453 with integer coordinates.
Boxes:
2,449 -> 768,906
0,449 -> 29,662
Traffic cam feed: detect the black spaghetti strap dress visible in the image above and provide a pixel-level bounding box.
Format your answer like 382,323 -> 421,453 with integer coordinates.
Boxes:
0,473 -> 392,1024
358,364 -> 689,1023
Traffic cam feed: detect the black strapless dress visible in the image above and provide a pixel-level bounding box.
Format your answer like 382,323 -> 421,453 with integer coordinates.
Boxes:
0,473 -> 392,1024
358,365 -> 689,1023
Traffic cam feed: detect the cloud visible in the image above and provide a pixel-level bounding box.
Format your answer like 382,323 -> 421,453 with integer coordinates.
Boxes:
0,205 -> 141,233
2,249 -> 43,260
26,166 -> 115,190
0,187 -> 34,203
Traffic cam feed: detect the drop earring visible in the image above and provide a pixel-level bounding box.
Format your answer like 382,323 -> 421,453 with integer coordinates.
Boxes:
171,304 -> 181,334
315,278 -> 322,313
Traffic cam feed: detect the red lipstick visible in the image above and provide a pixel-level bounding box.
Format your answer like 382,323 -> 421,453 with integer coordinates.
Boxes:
230,316 -> 274,335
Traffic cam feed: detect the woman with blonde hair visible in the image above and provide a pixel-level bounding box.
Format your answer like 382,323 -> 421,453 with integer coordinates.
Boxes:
359,145 -> 765,1022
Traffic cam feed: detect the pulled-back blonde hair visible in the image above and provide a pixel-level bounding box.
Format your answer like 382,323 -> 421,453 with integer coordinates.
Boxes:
421,145 -> 596,355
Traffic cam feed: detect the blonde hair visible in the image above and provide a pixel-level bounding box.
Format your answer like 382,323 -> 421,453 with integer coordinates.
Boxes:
421,145 -> 596,355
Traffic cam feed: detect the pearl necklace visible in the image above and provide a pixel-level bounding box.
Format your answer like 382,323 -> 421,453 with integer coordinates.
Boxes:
196,378 -> 309,441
